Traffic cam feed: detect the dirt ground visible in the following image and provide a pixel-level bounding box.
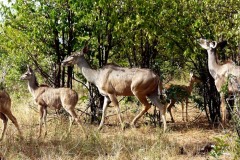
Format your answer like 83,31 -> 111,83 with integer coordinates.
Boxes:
162,106 -> 234,160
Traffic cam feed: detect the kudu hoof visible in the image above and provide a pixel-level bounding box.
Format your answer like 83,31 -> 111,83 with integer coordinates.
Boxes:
97,126 -> 103,131
170,118 -> 175,123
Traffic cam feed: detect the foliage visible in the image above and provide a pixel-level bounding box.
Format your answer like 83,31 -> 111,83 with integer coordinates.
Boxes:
233,138 -> 240,159
0,0 -> 239,77
165,84 -> 190,103
209,135 -> 240,160
220,74 -> 236,96
165,82 -> 204,109
0,0 -> 240,124
190,94 -> 204,110
0,1 -> 240,159
210,136 -> 229,158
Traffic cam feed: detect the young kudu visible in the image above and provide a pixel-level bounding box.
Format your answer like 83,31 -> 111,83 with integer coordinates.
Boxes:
62,46 -> 168,131
20,66 -> 85,138
0,90 -> 22,140
198,38 -> 240,125
165,73 -> 201,122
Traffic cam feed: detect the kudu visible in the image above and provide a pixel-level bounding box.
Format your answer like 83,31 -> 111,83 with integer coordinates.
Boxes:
20,66 -> 85,138
62,46 -> 168,131
198,38 -> 240,125
0,90 -> 22,140
165,73 -> 201,122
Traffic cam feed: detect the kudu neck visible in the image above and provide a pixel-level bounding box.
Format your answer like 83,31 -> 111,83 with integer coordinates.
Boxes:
187,79 -> 196,93
76,56 -> 99,85
27,76 -> 39,97
207,50 -> 220,76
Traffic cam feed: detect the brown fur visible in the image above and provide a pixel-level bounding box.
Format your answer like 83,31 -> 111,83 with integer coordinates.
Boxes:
0,151 -> 4,160
165,73 -> 201,122
0,90 -> 22,140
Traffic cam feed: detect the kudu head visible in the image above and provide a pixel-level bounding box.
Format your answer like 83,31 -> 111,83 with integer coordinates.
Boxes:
20,65 -> 34,80
198,38 -> 217,50
190,72 -> 201,83
198,38 -> 227,51
62,45 -> 88,66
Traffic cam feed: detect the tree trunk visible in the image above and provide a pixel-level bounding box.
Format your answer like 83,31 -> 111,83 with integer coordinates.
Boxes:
67,66 -> 73,88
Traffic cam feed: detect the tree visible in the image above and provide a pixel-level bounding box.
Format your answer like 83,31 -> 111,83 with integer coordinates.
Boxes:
0,0 -> 239,125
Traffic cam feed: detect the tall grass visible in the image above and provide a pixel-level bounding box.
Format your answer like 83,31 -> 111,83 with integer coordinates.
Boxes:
0,122 -> 179,159
0,94 -> 237,159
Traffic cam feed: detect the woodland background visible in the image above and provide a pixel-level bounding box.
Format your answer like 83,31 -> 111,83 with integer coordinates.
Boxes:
0,1 -> 240,159
1,0 -> 239,123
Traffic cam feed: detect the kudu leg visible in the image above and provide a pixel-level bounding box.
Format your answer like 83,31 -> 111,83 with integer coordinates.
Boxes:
148,94 -> 167,132
98,96 -> 111,130
42,108 -> 47,137
131,95 -> 151,127
167,100 -> 176,123
181,102 -> 185,121
185,99 -> 189,122
38,105 -> 44,138
5,110 -> 22,138
68,116 -> 74,133
220,93 -> 227,126
66,108 -> 86,136
100,95 -> 125,130
110,95 -> 124,130
0,113 -> 8,141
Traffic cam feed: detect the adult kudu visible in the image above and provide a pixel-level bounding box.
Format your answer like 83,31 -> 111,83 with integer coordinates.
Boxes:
20,66 -> 85,138
62,46 -> 168,131
198,38 -> 240,125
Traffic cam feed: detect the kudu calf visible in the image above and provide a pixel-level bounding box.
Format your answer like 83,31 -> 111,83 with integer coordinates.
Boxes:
165,73 -> 201,122
20,66 -> 85,138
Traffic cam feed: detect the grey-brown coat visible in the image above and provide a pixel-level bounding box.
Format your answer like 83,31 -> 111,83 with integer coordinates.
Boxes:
62,46 -> 167,131
20,66 -> 84,138
198,38 -> 240,125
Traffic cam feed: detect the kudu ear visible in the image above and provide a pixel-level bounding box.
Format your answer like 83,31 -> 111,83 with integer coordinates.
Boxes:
77,40 -> 90,56
79,44 -> 89,56
83,42 -> 89,53
210,41 -> 218,48
190,72 -> 193,77
27,65 -> 33,73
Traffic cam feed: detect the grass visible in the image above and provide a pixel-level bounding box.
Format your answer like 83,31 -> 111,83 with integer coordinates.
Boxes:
0,95 -> 237,160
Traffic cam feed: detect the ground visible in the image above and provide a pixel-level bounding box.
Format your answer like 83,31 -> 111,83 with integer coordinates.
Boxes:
0,97 -> 237,160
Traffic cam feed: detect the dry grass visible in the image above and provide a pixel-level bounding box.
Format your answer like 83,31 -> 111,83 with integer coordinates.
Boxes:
0,95 -> 237,160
